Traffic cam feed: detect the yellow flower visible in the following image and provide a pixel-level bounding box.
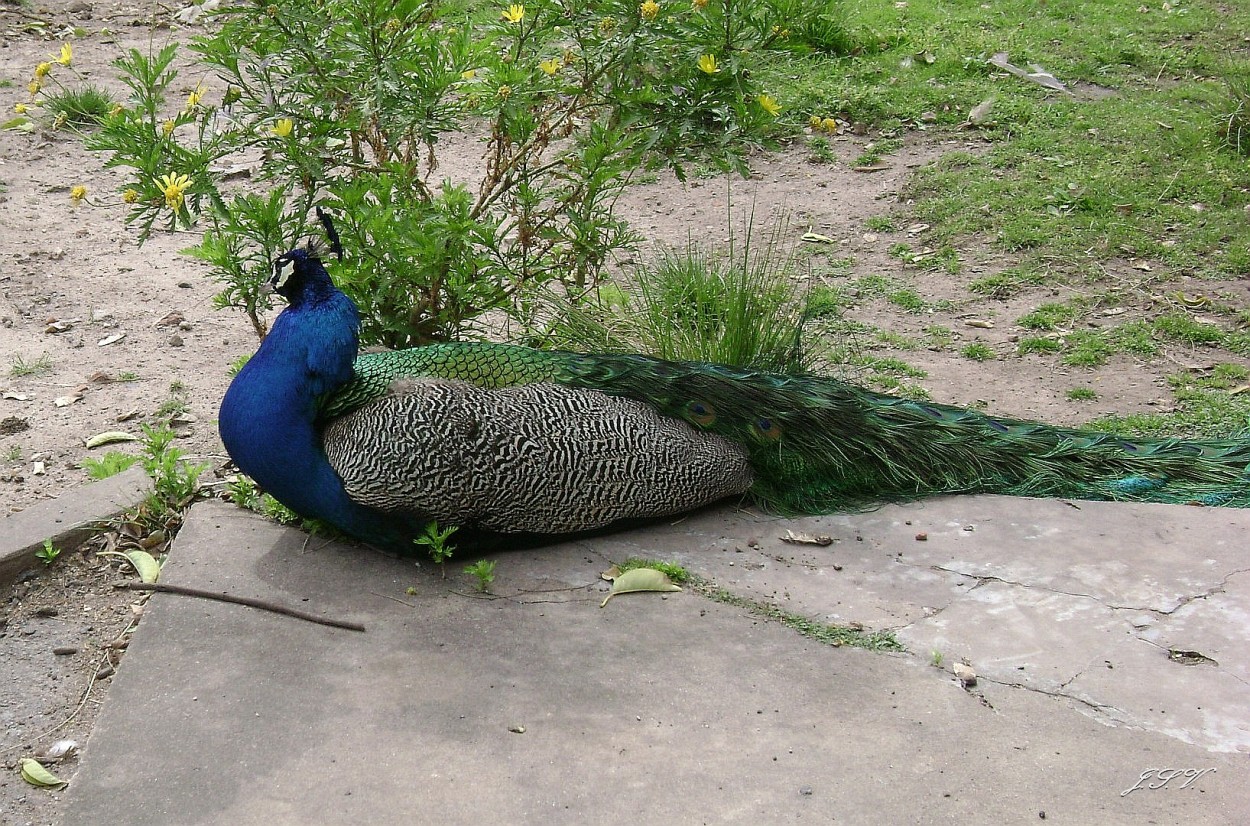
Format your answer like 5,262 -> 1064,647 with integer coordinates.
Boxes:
184,84 -> 205,112
820,116 -> 838,133
599,16 -> 616,34
640,0 -> 659,21
57,43 -> 73,66
272,118 -> 293,138
697,53 -> 718,74
497,85 -> 512,101
692,0 -> 707,8
757,94 -> 780,117
28,80 -> 41,95
808,114 -> 822,128
35,62 -> 53,79
122,188 -> 140,204
461,69 -> 477,80
157,172 -> 192,212
162,119 -> 176,137
539,58 -> 561,76
109,103 -> 124,117
52,112 -> 67,130
384,17 -> 401,34
501,4 -> 524,23
14,103 -> 27,114
70,185 -> 88,205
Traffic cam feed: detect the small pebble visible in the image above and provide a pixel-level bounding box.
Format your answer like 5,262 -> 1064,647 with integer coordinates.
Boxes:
915,532 -> 928,541
799,786 -> 813,796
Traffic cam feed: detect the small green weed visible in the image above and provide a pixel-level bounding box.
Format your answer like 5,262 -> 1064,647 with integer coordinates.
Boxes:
616,557 -> 691,584
1066,387 -> 1098,401
35,538 -> 61,566
930,650 -> 944,668
887,288 -> 926,313
864,216 -> 896,232
807,136 -> 836,164
923,325 -> 954,349
1106,321 -> 1160,358
141,424 -> 209,512
960,342 -> 994,362
227,354 -> 251,377
1218,79 -> 1250,155
4,445 -> 20,463
415,521 -> 459,566
463,559 -> 497,593
10,353 -> 52,377
116,371 -> 140,382
804,285 -> 853,319
81,451 -> 140,480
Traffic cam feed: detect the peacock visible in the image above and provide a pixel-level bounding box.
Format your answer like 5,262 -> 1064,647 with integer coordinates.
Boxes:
218,241 -> 1250,552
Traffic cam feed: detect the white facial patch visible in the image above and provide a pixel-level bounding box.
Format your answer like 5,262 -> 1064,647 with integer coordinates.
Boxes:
272,257 -> 296,291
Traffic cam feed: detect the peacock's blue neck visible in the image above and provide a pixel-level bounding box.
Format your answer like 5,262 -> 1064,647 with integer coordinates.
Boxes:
219,286 -> 399,544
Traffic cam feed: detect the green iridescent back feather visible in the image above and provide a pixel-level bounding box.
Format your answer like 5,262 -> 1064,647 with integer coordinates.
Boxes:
321,342 -> 1250,511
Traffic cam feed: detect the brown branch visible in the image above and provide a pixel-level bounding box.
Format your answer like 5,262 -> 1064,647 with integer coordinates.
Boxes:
120,583 -> 366,632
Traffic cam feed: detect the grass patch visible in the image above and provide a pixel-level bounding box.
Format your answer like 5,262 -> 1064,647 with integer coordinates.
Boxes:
1061,331 -> 1114,367
81,451 -> 140,480
1153,313 -> 1226,345
968,265 -> 1047,300
9,353 -> 53,377
615,557 -> 691,584
1017,336 -> 1062,356
1066,387 -> 1098,401
886,288 -> 926,313
694,578 -> 902,651
1018,302 -> 1081,332
960,342 -> 994,361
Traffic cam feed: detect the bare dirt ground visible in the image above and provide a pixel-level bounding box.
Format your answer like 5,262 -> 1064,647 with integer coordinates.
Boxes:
3,2 -> 1249,824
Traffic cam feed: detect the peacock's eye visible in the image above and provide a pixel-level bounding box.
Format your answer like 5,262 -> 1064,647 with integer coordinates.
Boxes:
271,256 -> 296,290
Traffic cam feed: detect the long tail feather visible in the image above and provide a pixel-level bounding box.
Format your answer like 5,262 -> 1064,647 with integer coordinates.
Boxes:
324,343 -> 1250,511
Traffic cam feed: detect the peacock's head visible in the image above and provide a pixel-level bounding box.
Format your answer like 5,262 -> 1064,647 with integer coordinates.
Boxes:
268,245 -> 327,301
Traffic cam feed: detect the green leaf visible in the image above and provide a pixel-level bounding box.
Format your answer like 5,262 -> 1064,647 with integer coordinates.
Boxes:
2,116 -> 34,132
600,568 -> 682,607
84,431 -> 139,449
125,550 -> 162,584
19,758 -> 67,789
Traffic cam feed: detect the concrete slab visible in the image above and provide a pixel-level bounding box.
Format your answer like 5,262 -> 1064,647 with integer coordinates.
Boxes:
0,465 -> 151,588
62,497 -> 1249,824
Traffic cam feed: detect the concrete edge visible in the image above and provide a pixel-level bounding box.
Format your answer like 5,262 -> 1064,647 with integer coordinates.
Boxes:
0,465 -> 153,589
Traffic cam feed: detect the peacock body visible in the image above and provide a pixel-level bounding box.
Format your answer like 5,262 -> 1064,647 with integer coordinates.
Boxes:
219,246 -> 1250,552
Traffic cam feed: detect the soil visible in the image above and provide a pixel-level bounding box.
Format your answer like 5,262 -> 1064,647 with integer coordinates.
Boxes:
2,2 -> 1249,824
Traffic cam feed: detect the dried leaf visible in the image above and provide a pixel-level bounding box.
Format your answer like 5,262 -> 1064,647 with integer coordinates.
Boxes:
781,530 -> 833,547
36,740 -> 79,762
19,758 -> 67,788
964,319 -> 994,329
84,431 -> 139,449
54,394 -> 84,408
1168,649 -> 1217,667
800,231 -> 836,244
600,565 -> 622,582
600,568 -> 681,607
967,98 -> 995,125
3,391 -> 32,401
97,332 -> 127,347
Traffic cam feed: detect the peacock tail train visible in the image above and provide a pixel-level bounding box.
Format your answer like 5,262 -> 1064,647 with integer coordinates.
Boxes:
322,342 -> 1250,513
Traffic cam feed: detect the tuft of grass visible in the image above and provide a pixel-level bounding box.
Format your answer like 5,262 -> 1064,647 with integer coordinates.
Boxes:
864,216 -> 896,232
10,353 -> 53,378
807,135 -> 836,164
1218,78 -> 1250,155
463,559 -> 497,592
546,221 -> 810,372
1018,302 -> 1080,331
1066,387 -> 1098,401
968,265 -> 1047,300
960,342 -> 994,362
886,288 -> 926,313
1152,313 -> 1226,345
1017,336 -> 1062,356
1105,321 -> 1160,358
804,284 -> 853,319
44,84 -> 116,127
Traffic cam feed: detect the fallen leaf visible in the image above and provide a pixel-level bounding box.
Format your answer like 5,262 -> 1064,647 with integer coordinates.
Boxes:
36,740 -> 79,762
964,319 -> 994,329
54,393 -> 84,408
101,549 -> 162,584
19,758 -> 66,789
781,530 -> 833,547
97,332 -> 127,346
966,98 -> 995,125
800,231 -> 836,244
600,568 -> 681,607
3,391 -> 32,401
84,431 -> 139,449
600,565 -> 622,582
852,163 -> 890,173
905,223 -> 930,235
1101,307 -> 1127,316
1168,649 -> 1217,666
